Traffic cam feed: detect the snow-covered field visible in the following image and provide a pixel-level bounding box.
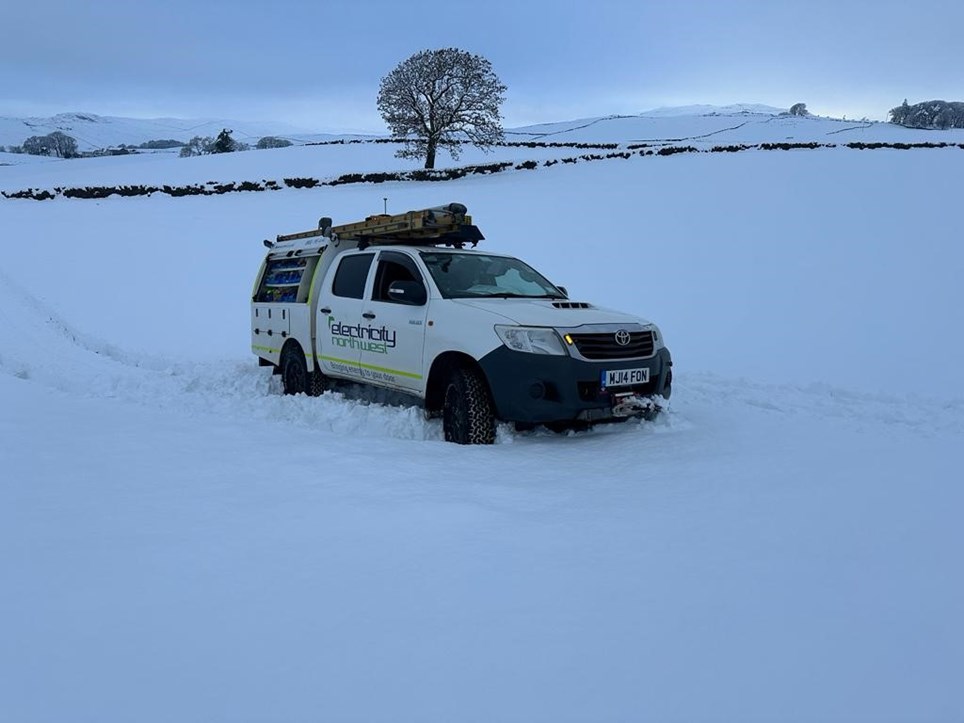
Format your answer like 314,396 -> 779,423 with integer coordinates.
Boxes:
5,108 -> 964,191
1,112 -> 962,722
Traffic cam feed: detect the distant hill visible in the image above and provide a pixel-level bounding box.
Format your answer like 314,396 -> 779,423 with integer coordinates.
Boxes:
0,112 -> 338,152
5,105 -> 964,165
639,103 -> 786,117
0,105 -> 788,151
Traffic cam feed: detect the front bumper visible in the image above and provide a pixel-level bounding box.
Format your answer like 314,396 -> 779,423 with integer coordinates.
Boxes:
477,345 -> 673,424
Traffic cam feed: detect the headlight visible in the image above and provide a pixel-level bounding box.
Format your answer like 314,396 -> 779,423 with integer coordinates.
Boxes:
495,325 -> 567,355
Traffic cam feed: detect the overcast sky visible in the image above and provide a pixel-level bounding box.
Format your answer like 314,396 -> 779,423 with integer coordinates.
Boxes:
2,0 -> 961,131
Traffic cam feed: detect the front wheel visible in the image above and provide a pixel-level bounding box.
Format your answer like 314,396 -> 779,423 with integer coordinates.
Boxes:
306,367 -> 327,397
443,367 -> 496,445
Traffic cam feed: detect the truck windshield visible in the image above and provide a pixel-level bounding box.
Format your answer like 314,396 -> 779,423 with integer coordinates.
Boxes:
420,252 -> 565,299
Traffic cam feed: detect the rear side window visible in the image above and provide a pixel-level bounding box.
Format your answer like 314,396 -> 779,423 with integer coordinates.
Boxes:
332,253 -> 375,299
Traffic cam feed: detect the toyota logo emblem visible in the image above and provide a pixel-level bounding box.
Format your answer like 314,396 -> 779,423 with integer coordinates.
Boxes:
614,329 -> 632,346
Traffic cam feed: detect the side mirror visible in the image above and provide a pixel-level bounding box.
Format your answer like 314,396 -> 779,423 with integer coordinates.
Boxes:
557,285 -> 569,298
387,280 -> 427,305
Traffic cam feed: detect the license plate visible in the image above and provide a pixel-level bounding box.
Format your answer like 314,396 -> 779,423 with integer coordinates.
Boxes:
602,367 -> 650,388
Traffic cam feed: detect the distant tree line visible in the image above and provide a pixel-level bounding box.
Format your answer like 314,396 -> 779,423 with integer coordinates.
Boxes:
180,129 -> 243,156
889,99 -> 964,129
138,139 -> 185,149
178,130 -> 297,156
2,128 -> 295,159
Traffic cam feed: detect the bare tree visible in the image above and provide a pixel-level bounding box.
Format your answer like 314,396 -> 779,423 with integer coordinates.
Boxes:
789,103 -> 809,116
179,136 -> 214,157
49,131 -> 79,158
22,131 -> 79,158
377,48 -> 507,169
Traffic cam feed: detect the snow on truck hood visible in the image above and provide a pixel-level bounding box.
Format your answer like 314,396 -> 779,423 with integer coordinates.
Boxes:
451,298 -> 652,328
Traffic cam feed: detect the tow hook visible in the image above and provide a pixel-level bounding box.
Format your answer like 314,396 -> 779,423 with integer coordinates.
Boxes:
612,392 -> 659,418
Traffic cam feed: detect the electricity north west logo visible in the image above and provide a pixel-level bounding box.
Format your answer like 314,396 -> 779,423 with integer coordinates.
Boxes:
328,316 -> 397,354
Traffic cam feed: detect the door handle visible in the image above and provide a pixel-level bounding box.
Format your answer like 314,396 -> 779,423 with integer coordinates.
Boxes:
320,307 -> 332,314
362,312 -> 376,320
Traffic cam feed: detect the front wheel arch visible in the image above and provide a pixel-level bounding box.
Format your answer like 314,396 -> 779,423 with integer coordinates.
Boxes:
424,351 -> 490,417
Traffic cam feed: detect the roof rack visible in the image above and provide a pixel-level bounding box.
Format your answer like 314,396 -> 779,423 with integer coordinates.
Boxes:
274,202 -> 484,249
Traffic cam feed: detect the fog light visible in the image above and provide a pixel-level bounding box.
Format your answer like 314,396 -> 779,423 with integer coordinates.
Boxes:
529,382 -> 546,399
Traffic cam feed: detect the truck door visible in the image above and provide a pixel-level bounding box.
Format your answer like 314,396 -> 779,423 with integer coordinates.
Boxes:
358,250 -> 429,393
316,251 -> 375,381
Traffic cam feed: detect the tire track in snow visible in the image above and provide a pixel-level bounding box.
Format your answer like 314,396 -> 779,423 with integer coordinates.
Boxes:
3,272 -> 958,442
679,373 -> 963,437
0,274 -> 580,443
0,269 -> 450,441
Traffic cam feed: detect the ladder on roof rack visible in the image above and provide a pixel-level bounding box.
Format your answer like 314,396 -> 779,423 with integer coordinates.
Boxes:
275,202 -> 484,248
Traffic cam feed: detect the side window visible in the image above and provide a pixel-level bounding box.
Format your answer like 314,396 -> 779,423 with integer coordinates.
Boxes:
332,253 -> 375,299
372,252 -> 423,303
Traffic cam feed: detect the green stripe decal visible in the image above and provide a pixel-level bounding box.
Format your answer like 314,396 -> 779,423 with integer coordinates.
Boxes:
306,258 -> 323,305
318,355 -> 423,380
252,344 -> 281,354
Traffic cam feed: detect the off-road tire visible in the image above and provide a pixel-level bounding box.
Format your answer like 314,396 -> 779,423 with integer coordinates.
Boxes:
443,366 -> 495,445
281,345 -> 308,396
307,368 -> 327,397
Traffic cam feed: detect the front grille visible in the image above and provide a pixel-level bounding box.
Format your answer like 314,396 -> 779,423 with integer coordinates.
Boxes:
569,330 -> 655,360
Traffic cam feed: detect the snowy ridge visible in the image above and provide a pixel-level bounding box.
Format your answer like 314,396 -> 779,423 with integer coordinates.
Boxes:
640,103 -> 786,116
506,110 -> 964,144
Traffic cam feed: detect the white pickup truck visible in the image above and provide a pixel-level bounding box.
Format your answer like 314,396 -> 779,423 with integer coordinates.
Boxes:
251,203 -> 672,444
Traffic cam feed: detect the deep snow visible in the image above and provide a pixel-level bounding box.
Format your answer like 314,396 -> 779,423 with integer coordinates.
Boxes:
1,112 -> 962,722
